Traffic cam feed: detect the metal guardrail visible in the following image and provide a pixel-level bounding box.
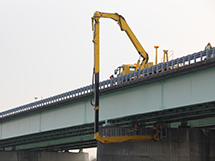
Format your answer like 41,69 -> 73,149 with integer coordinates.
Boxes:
99,127 -> 153,137
0,48 -> 214,119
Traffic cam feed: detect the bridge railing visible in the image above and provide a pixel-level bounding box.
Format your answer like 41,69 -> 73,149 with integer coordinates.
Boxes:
0,48 -> 214,119
99,127 -> 153,137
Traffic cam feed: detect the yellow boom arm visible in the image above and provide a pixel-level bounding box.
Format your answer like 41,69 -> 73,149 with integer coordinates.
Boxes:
92,11 -> 149,71
92,11 -> 155,144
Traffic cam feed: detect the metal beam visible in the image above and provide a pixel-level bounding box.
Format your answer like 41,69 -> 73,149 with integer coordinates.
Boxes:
1,101 -> 215,150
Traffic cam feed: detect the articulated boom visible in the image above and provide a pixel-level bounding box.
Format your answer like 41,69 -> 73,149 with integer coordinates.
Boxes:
92,11 -> 149,71
91,11 -> 162,143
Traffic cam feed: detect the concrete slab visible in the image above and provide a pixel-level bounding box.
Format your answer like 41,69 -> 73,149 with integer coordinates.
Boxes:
0,151 -> 89,161
97,128 -> 215,161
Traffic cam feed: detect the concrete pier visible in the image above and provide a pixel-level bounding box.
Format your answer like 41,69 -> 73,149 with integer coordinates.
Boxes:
97,128 -> 215,161
0,151 -> 89,161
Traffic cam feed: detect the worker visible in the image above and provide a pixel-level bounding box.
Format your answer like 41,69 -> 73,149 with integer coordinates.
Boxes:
205,42 -> 212,50
134,122 -> 139,135
157,122 -> 165,138
109,75 -> 114,79
205,42 -> 213,59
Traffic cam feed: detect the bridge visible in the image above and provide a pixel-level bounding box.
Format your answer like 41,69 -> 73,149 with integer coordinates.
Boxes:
0,48 -> 215,152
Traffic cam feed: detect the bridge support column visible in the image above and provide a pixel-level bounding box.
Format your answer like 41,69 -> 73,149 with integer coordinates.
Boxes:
0,151 -> 89,161
97,128 -> 215,161
179,121 -> 190,128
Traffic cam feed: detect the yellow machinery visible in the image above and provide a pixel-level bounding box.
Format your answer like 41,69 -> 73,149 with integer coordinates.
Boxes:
154,46 -> 159,65
95,123 -> 164,144
114,64 -> 136,77
163,50 -> 169,63
161,50 -> 178,68
91,11 -> 153,78
91,11 -> 163,143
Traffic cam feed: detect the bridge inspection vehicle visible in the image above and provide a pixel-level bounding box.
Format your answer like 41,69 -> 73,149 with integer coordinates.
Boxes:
91,11 -> 163,143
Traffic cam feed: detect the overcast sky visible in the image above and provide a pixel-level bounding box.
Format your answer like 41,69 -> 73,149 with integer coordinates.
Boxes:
0,0 -> 215,112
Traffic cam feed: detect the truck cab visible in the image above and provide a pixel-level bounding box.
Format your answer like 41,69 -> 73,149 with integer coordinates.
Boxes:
113,62 -> 153,78
114,64 -> 136,77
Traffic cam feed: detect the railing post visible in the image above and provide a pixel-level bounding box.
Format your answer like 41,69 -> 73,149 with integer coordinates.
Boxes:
177,58 -> 179,68
188,55 -> 190,65
171,60 -> 174,69
206,50 -> 209,59
213,48 -> 215,58
194,53 -> 196,63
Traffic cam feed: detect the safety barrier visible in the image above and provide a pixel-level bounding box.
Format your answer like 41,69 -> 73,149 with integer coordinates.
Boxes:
99,127 -> 153,136
0,48 -> 214,119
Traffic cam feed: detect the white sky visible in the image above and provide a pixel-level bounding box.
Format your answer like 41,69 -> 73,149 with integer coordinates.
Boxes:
70,148 -> 97,160
0,0 -> 215,112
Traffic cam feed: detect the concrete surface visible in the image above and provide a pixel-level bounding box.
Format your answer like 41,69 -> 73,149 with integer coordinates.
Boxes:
2,65 -> 215,141
0,151 -> 89,161
97,128 -> 215,161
